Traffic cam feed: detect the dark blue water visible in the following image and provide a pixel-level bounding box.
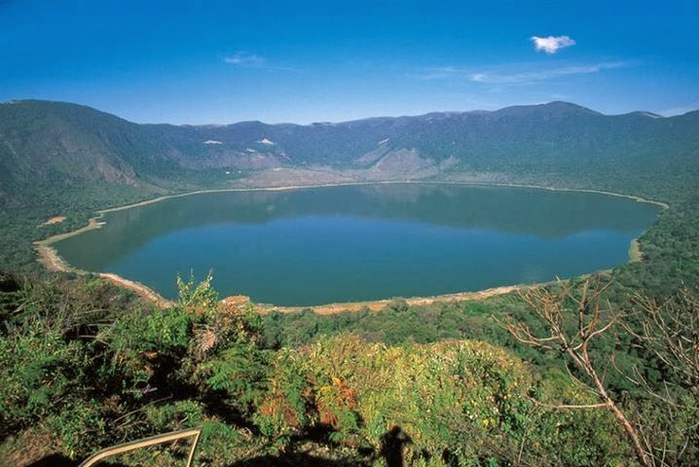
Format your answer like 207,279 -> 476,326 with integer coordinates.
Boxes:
55,184 -> 660,305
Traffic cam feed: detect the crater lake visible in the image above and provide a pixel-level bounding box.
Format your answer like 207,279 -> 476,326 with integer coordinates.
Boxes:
53,184 -> 661,306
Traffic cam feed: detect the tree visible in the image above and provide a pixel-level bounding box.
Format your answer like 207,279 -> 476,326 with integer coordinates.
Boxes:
631,288 -> 699,395
501,280 -> 653,467
625,288 -> 699,464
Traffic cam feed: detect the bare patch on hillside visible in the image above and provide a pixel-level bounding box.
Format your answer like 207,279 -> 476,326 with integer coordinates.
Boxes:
41,216 -> 66,226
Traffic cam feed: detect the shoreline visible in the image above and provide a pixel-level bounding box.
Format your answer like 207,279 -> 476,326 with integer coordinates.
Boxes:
34,239 -> 174,307
98,273 -> 174,308
82,179 -> 672,217
629,238 -> 643,263
34,219 -> 174,306
468,182 -> 670,209
34,179 -> 666,312
259,285 -> 523,315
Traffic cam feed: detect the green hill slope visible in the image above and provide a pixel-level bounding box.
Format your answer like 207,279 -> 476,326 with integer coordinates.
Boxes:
2,99 -> 698,206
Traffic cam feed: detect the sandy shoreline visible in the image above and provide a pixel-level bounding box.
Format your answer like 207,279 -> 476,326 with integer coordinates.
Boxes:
474,182 -> 670,209
34,239 -> 174,307
259,285 -> 522,315
34,218 -> 174,306
98,273 -> 174,307
34,179 -> 666,312
628,238 -> 643,263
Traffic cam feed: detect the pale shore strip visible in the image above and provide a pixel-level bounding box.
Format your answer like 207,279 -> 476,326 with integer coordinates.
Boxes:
34,179 -> 668,311
34,221 -> 174,306
34,240 -> 174,307
465,182 -> 670,210
628,238 -> 643,263
258,285 -> 523,316
97,273 -> 174,308
68,179 -> 674,218
34,218 -> 106,272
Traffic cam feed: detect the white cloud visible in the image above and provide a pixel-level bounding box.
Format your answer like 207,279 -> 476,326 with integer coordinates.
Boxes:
224,52 -> 296,72
224,52 -> 265,67
469,63 -> 623,84
531,35 -> 576,54
409,62 -> 625,85
405,67 -> 460,80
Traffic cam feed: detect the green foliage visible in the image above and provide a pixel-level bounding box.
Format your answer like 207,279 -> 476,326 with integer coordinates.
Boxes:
0,273 -> 271,462
0,317 -> 86,431
112,305 -> 191,354
252,334 -> 633,465
522,405 -> 626,466
613,196 -> 699,298
261,297 -> 553,366
4,272 -> 699,465
176,270 -> 218,314
47,399 -> 109,460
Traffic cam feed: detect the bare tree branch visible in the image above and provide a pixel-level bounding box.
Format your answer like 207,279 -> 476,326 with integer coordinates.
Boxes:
502,279 -> 653,467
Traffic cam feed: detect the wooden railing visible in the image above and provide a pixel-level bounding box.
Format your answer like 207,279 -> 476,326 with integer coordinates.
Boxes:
79,427 -> 201,467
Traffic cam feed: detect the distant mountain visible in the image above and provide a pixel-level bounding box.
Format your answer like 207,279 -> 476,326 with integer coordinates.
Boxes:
1,99 -> 698,213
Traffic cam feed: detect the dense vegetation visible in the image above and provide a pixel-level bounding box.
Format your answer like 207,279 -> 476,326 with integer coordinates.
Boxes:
4,272 -> 697,466
1,99 -> 698,465
2,271 -> 698,465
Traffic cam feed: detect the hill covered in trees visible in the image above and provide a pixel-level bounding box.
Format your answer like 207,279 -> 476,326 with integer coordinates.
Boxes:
2,99 -> 698,210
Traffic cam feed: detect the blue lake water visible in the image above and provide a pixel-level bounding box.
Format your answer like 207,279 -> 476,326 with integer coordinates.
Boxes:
54,184 -> 660,306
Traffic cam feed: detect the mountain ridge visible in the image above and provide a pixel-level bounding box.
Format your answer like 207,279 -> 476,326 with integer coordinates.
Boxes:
1,99 -> 698,218
7,98 -> 699,126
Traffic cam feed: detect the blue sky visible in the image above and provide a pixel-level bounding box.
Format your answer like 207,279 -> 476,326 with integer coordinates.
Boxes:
1,0 -> 697,124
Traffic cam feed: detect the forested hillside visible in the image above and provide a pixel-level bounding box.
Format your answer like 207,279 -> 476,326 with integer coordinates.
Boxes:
1,99 -> 698,465
3,101 -> 699,200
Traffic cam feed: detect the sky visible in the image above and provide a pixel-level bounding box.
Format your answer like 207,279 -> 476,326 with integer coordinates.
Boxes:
1,0 -> 698,124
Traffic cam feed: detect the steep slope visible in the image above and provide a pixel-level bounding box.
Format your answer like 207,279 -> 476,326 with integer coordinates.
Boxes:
0,101 -> 172,211
0,101 -> 138,185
